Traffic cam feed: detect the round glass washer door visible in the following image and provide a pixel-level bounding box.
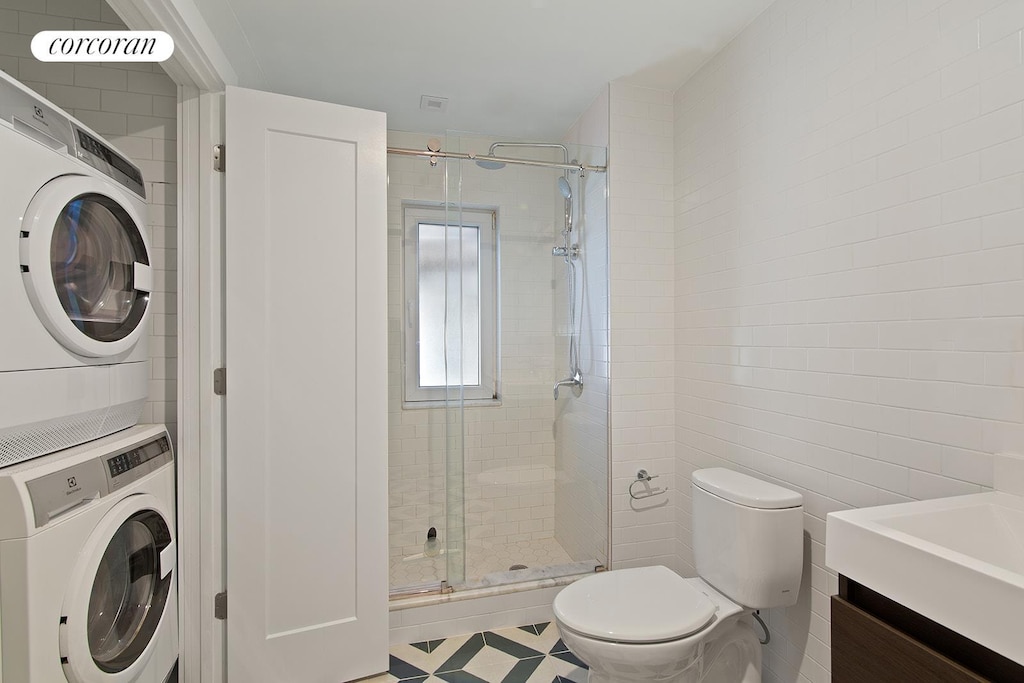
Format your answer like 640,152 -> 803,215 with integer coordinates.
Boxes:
87,510 -> 172,673
21,174 -> 152,358
60,494 -> 176,683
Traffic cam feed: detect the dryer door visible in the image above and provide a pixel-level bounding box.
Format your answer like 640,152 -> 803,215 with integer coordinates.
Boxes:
20,174 -> 151,358
60,493 -> 176,683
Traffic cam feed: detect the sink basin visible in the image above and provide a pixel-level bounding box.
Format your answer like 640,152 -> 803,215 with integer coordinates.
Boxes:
827,491 -> 1024,665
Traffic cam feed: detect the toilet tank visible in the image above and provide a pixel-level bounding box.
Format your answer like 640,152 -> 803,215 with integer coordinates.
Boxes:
692,468 -> 803,609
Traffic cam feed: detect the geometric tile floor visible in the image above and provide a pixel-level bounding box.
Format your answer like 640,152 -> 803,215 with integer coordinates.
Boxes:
391,537 -> 575,589
363,622 -> 588,682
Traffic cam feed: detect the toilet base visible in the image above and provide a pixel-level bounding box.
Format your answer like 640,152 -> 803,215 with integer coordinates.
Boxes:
697,618 -> 761,683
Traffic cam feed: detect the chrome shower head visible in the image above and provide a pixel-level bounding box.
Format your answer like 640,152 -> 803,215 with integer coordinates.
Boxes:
476,155 -> 505,170
558,176 -> 572,201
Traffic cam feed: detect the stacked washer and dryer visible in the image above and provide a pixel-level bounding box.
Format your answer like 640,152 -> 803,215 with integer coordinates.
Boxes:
0,70 -> 178,682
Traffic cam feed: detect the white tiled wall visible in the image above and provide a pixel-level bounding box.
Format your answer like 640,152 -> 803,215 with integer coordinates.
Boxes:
607,82 -> 679,571
0,0 -> 177,444
387,131 -> 560,577
672,1 -> 1024,681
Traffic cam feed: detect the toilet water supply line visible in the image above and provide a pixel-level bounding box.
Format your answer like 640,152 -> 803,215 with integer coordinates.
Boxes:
752,611 -> 770,645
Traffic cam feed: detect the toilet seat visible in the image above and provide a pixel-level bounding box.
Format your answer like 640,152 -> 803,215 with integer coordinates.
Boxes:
553,566 -> 717,644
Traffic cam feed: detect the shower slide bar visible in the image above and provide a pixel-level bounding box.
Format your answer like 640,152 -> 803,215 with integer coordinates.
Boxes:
387,146 -> 607,174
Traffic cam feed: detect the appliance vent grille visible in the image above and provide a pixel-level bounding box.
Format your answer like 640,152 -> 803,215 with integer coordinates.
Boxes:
0,401 -> 145,468
101,399 -> 145,435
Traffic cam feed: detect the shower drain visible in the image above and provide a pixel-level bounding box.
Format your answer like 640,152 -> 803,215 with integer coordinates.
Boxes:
509,564 -> 528,571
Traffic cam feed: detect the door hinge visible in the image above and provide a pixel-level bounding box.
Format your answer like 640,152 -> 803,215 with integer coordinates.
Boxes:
214,591 -> 227,620
213,144 -> 225,172
213,367 -> 227,395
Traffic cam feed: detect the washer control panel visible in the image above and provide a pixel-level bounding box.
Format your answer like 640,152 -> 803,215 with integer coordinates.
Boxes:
105,435 -> 172,491
26,431 -> 173,528
104,436 -> 171,489
74,126 -> 146,199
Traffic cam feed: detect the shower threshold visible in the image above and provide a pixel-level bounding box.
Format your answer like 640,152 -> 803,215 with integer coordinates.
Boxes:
390,537 -> 580,590
389,560 -> 600,609
390,537 -> 602,604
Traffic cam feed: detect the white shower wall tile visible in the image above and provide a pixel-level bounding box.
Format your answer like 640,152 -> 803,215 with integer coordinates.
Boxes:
671,1 -> 1024,681
0,0 -> 177,445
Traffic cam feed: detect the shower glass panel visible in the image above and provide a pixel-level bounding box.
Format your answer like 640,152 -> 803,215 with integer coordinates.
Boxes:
443,132 -> 609,590
386,131 -> 608,597
442,196 -> 468,590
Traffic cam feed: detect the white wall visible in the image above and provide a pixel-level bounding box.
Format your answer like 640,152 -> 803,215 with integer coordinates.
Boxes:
672,1 -> 1024,681
607,82 -> 679,571
0,0 -> 178,444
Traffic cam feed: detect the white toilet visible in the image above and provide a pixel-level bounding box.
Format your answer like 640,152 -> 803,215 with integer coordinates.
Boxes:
552,468 -> 804,683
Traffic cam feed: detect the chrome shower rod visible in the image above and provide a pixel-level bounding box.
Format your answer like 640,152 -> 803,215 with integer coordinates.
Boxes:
387,146 -> 607,174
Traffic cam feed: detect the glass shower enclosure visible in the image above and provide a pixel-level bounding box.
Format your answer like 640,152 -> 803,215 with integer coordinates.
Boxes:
386,131 -> 609,597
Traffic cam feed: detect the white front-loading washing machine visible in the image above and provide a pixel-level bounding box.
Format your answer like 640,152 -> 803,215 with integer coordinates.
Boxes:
0,70 -> 153,467
0,424 -> 178,683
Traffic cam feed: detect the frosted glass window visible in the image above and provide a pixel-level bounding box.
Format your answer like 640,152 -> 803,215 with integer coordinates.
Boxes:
403,206 -> 498,404
417,224 -> 480,387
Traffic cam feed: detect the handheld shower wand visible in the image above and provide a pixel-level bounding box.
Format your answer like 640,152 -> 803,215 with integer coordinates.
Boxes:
553,174 -> 583,400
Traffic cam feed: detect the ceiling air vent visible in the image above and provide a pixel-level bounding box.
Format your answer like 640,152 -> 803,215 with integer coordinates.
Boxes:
419,95 -> 448,113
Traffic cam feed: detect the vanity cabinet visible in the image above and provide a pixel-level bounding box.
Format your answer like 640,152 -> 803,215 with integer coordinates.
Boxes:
832,576 -> 1024,683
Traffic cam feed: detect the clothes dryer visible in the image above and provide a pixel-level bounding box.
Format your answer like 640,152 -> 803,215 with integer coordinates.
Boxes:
0,71 -> 152,466
0,424 -> 178,683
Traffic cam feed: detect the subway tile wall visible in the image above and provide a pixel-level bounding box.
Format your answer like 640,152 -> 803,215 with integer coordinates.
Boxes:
672,1 -> 1024,681
607,82 -> 679,571
0,0 -> 178,444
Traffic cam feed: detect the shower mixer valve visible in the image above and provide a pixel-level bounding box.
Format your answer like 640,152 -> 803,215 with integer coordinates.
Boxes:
552,244 -> 580,259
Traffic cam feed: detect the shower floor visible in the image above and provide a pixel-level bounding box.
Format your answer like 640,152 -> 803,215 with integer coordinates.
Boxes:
390,536 -> 575,591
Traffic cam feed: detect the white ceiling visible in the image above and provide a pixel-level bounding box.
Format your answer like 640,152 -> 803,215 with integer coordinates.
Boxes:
194,0 -> 774,139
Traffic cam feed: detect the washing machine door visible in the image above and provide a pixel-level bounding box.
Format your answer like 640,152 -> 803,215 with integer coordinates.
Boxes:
60,493 -> 176,683
20,174 -> 151,358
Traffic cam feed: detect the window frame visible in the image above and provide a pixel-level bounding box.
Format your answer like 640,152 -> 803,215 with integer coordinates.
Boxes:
402,204 -> 499,406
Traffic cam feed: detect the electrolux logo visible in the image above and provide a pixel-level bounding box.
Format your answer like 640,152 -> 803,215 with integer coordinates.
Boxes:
31,31 -> 174,63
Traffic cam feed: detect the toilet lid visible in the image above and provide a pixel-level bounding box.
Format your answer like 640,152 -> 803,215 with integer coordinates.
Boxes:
553,566 -> 716,643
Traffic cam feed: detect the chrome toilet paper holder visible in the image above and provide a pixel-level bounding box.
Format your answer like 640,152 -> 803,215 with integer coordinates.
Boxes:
629,469 -> 668,500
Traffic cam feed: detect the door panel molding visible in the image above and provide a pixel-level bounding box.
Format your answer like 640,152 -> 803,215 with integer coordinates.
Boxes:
225,85 -> 388,683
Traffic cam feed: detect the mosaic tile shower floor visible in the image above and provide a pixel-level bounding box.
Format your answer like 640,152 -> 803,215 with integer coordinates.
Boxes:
390,537 -> 574,588
364,622 -> 588,683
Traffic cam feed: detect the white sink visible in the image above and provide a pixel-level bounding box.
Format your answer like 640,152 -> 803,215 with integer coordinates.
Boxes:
826,491 -> 1024,665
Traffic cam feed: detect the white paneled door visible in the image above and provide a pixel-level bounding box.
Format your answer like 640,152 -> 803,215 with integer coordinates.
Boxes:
224,86 -> 388,682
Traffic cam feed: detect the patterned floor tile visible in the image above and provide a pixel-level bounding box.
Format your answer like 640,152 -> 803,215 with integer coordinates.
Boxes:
411,639 -> 447,654
522,656 -> 588,683
392,637 -> 473,675
488,622 -> 562,656
384,623 -> 587,683
436,633 -> 487,673
389,654 -> 430,680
